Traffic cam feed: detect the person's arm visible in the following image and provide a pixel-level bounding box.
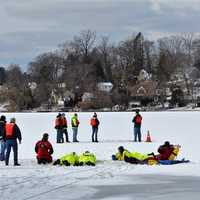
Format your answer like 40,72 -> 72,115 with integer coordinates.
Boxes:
15,124 -> 22,143
132,116 -> 136,123
35,142 -> 39,153
49,143 -> 54,155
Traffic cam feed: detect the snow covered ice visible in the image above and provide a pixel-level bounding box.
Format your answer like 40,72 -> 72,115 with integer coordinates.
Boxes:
0,112 -> 200,200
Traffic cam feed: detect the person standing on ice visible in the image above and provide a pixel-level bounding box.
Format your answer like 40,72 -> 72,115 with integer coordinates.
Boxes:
61,113 -> 69,142
132,109 -> 142,142
0,115 -> 6,161
4,117 -> 22,166
55,113 -> 64,143
35,133 -> 53,164
71,113 -> 80,142
90,112 -> 100,142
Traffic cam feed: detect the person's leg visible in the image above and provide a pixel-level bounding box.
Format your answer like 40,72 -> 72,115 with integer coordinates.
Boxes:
92,127 -> 95,142
56,130 -> 60,143
63,160 -> 70,166
5,141 -> 11,165
0,140 -> 6,161
57,129 -> 63,143
60,130 -> 64,143
138,127 -> 141,142
74,128 -> 78,142
12,140 -> 19,165
64,129 -> 69,142
124,156 -> 140,164
72,128 -> 76,142
134,127 -> 138,142
53,159 -> 61,165
95,128 -> 98,142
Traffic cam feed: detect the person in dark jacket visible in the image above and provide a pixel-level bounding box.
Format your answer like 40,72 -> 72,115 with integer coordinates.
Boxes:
3,117 -> 22,166
90,113 -> 100,142
35,133 -> 53,164
0,115 -> 6,161
61,113 -> 69,142
132,109 -> 142,142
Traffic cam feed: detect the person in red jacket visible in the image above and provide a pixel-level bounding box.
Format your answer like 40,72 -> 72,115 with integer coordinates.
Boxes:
90,113 -> 100,142
35,133 -> 53,164
55,113 -> 64,143
155,141 -> 174,160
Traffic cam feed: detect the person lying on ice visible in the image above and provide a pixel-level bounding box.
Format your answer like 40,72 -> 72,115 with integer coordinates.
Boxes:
112,146 -> 152,164
35,133 -> 53,164
53,152 -> 79,166
79,151 -> 96,166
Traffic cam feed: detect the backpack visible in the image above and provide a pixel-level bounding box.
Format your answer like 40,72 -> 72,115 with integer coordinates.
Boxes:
135,115 -> 142,124
90,118 -> 97,126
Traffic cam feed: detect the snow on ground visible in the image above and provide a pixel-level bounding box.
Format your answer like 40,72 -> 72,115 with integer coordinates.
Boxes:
0,112 -> 200,200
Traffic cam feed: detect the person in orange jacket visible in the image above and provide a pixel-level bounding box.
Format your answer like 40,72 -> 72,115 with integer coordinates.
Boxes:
90,113 -> 100,142
4,118 -> 22,166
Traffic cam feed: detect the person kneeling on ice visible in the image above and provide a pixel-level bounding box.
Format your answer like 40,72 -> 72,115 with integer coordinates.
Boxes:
79,151 -> 96,166
35,133 -> 53,164
154,141 -> 179,161
112,146 -> 152,164
53,152 -> 79,166
148,141 -> 189,165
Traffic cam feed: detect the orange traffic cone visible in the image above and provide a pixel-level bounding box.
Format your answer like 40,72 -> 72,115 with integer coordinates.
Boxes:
145,130 -> 152,142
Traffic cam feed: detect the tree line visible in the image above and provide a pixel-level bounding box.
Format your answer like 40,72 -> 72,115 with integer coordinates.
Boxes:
1,30 -> 200,111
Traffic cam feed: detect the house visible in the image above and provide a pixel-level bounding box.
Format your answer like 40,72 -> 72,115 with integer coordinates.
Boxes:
28,82 -> 37,91
97,82 -> 113,93
129,80 -> 160,105
129,80 -> 158,99
82,92 -> 94,102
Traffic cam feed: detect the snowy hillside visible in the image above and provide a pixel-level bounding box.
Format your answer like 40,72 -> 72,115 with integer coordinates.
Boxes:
0,112 -> 200,200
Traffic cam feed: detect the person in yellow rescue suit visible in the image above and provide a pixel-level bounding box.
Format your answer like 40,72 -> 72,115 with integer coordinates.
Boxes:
53,152 -> 79,166
112,146 -> 153,164
79,151 -> 96,166
71,113 -> 80,142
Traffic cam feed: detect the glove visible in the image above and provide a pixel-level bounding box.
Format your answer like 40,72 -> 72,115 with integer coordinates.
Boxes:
112,155 -> 117,160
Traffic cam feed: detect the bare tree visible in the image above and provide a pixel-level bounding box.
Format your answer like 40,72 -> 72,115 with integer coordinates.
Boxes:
70,30 -> 96,63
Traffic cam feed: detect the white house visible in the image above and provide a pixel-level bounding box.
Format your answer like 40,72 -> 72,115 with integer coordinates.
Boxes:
97,82 -> 113,92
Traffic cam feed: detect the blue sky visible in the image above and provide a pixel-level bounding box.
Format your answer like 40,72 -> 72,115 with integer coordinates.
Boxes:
0,0 -> 200,70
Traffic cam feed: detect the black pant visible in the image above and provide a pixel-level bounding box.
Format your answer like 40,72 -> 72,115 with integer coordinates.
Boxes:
63,129 -> 69,142
124,156 -> 145,164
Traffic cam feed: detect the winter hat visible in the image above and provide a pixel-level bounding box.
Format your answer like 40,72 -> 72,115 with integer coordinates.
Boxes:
62,113 -> 65,116
57,113 -> 62,118
43,133 -> 49,140
0,115 -> 6,122
164,141 -> 170,146
118,146 -> 124,153
135,109 -> 140,114
10,118 -> 16,123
